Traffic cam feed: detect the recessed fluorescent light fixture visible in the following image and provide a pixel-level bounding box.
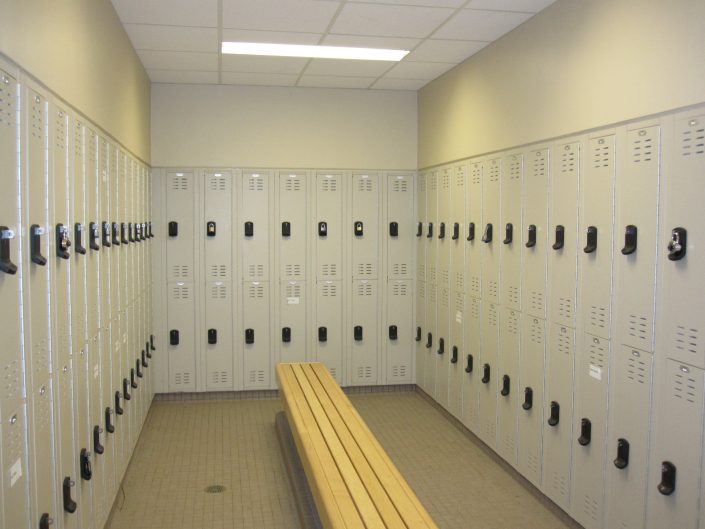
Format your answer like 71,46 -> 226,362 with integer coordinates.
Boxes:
221,42 -> 408,61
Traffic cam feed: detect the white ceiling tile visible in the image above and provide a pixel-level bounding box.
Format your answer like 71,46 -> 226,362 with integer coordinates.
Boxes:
137,50 -> 218,71
221,72 -> 299,86
350,0 -> 465,7
148,70 -> 219,84
385,60 -> 455,79
371,78 -> 428,90
222,0 -> 340,33
322,34 -> 420,50
110,0 -> 218,27
434,9 -> 532,40
304,59 -> 393,77
298,75 -> 375,88
221,55 -> 308,74
405,39 -> 487,62
125,24 -> 218,52
465,0 -> 557,13
222,29 -> 323,45
330,3 -> 455,38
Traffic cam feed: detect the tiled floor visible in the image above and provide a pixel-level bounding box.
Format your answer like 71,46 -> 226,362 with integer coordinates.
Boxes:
107,390 -> 572,529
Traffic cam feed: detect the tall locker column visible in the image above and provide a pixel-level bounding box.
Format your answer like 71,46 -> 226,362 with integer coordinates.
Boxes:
423,171 -> 438,396
414,173 -> 427,387
447,165 -> 465,418
435,168 -> 452,407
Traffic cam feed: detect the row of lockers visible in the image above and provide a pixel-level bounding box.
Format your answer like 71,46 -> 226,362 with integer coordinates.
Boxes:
151,169 -> 416,392
0,56 -> 155,529
414,105 -> 705,529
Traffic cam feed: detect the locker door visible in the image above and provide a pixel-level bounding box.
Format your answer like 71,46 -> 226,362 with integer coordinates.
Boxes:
478,302 -> 499,447
386,280 -> 412,384
426,172 -> 437,287
415,172 -> 426,284
423,171 -> 438,396
497,307 -> 520,466
448,166 -> 466,418
604,346 -> 653,529
86,129 -> 100,340
278,171 -> 307,281
461,296 -> 482,433
110,148 -> 121,322
98,137 -> 111,330
466,162 -> 482,299
447,288 -> 464,419
387,173 -> 413,280
280,281 -> 307,363
352,173 -> 378,280
614,124 -> 660,352
500,153 -> 523,310
435,168 -> 451,407
316,172 -> 343,281
579,134 -> 615,339
205,282 -> 234,390
204,171 -> 233,282
435,284 -> 451,408
571,334 -> 610,529
481,158 -> 500,304
415,173 -> 426,387
243,281 -> 270,388
517,315 -> 546,488
315,281 -> 343,383
2,405 -> 30,529
351,280 -> 379,385
167,282 -> 196,391
166,171 -> 195,283
646,361 -> 705,529
415,280 -> 426,388
522,147 -> 549,319
543,323 -> 575,511
422,282 -> 437,396
548,141 -> 580,328
242,171 -> 270,282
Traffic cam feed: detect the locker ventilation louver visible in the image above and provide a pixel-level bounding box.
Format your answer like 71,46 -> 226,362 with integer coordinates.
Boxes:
530,291 -> 545,314
454,291 -> 464,312
209,176 -> 226,191
392,282 -> 408,297
211,371 -> 229,385
171,264 -> 190,279
550,472 -> 568,501
329,367 -> 337,379
439,270 -> 449,284
209,265 -> 227,278
428,267 -> 436,284
583,496 -> 599,523
558,297 -> 573,320
418,175 -> 426,193
171,284 -> 191,300
33,338 -> 49,378
628,314 -> 649,344
1,356 -> 21,403
471,164 -> 482,185
561,146 -> 576,173
30,92 -> 43,140
248,177 -> 264,191
673,325 -> 700,359
487,305 -> 498,328
454,273 -> 463,292
673,369 -> 698,404
248,284 -> 265,299
248,264 -> 265,278
73,122 -> 83,157
392,179 -> 408,192
322,283 -> 338,297
321,264 -> 337,277
170,175 -> 189,191
417,263 -> 425,279
0,74 -> 14,127
418,282 -> 426,299
587,338 -> 607,370
470,277 -> 481,297
527,454 -> 540,477
428,285 -> 436,304
507,313 -> 519,335
285,264 -> 302,278
507,286 -> 520,308
488,280 -> 498,300
54,110 -> 66,150
556,330 -> 571,356
592,139 -> 613,169
37,387 -> 52,433
284,177 -> 302,192
488,162 -> 500,183
589,305 -> 608,330
392,263 -> 408,277
357,263 -> 373,276
532,150 -> 546,178
454,169 -> 465,188
470,298 -> 481,320
391,365 -> 407,379
440,288 -> 449,308
248,370 -> 265,384
320,177 -> 337,192
357,178 -> 373,192
210,284 -> 227,300
626,354 -> 647,385
286,283 -> 302,297
357,366 -> 373,380
442,171 -> 451,190
356,283 -> 373,296
681,121 -> 705,157
508,157 -> 521,180
632,133 -> 654,163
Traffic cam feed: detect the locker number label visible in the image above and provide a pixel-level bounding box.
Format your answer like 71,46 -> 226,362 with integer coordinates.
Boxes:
589,365 -> 602,381
287,297 -> 300,305
9,458 -> 21,487
455,311 -> 462,324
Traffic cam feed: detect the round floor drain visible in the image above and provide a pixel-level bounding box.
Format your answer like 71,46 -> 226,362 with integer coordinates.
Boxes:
204,485 -> 226,494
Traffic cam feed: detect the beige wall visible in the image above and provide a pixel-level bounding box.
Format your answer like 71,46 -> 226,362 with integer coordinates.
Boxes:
151,83 -> 417,170
0,0 -> 151,162
418,0 -> 705,168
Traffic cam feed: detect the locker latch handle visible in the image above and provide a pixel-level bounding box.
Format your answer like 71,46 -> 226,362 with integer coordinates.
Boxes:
416,222 -> 422,237
150,334 -> 156,352
39,513 -> 54,529
102,222 -> 111,247
130,368 -> 138,388
136,359 -> 143,378
208,328 -> 217,345
135,223 -> 142,242
500,375 -> 510,396
578,418 -> 592,446
481,364 -> 490,384
503,223 -> 513,245
282,327 -> 291,343
548,401 -> 560,426
450,345 -> 458,364
73,224 -> 86,256
123,378 -> 131,400
667,227 -> 687,261
354,325 -> 363,341
614,438 -> 630,469
525,225 -> 536,248
121,222 -> 129,244
389,222 -> 399,237
522,387 -> 533,410
354,221 -> 364,237
63,476 -> 77,513
465,354 -> 473,373
0,226 -> 18,274
438,222 -> 446,239
79,449 -> 92,480
427,222 -> 433,238
56,223 -> 71,259
452,222 -> 459,240
30,224 -> 47,265
583,226 -> 597,253
552,225 -> 564,251
437,337 -> 444,355
415,326 -> 422,342
105,407 -> 115,434
245,221 -> 254,237
89,222 -> 100,251
389,325 -> 398,341
141,222 -> 147,241
93,425 -> 104,455
481,223 -> 492,244
142,348 -> 148,368
168,221 -> 178,237
148,221 -> 154,238
170,329 -> 179,346
318,221 -> 327,237
115,391 -> 123,415
466,222 -> 475,242
658,461 -> 676,496
425,332 -> 432,348
622,225 -> 637,255
318,326 -> 327,342
245,328 -> 255,344
128,222 -> 135,242
112,222 -> 122,246
282,221 -> 291,237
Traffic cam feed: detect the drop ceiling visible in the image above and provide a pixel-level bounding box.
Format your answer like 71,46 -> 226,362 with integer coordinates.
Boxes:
111,0 -> 556,90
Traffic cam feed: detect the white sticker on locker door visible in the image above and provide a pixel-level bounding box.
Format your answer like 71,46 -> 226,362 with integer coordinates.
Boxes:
456,311 -> 462,324
589,365 -> 602,381
10,458 -> 22,486
287,297 -> 300,305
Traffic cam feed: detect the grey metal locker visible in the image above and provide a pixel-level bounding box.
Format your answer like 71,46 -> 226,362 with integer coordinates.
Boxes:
351,280 -> 379,385
386,280 -> 412,384
86,338 -> 105,528
422,282 -> 437,397
447,288 -> 464,419
119,152 -> 129,336
29,381 -> 58,529
542,323 -> 575,511
571,333 -> 610,529
478,302 -> 499,447
86,128 -> 100,340
109,147 -> 121,321
204,171 -> 233,282
435,168 -> 452,408
497,307 -> 520,466
461,295 -> 482,433
646,360 -> 705,529
167,282 -> 196,391
316,172 -> 343,281
604,346 -> 653,529
481,158 -> 500,304
278,171 -> 307,281
166,171 -> 195,283
98,136 -> 111,330
448,165 -> 465,419
415,280 -> 426,388
2,405 -> 30,529
205,281 -> 234,390
548,141 -> 580,328
352,173 -> 379,280
415,172 -> 426,284
579,134 -> 615,340
387,173 -> 413,281
279,281 -> 307,363
517,315 -> 546,488
500,153 -> 523,310
315,280 -> 343,383
435,284 -> 451,408
243,281 -> 271,388
437,167 -> 451,292
466,162 -> 482,299
425,171 -> 437,287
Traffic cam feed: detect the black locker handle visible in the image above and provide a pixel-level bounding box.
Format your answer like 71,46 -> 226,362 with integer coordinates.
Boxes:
525,224 -> 536,248
584,226 -> 598,253
425,332 -> 432,348
622,225 -> 637,255
134,223 -> 140,242
121,222 -> 129,244
128,223 -> 135,243
282,221 -> 291,237
415,326 -> 422,342
318,221 -> 327,237
150,334 -> 156,352
416,222 -> 422,237
63,476 -> 77,513
73,224 -> 86,255
170,329 -> 179,346
168,221 -> 178,237
282,327 -> 291,343
481,223 -> 492,243
141,222 -> 147,241
93,425 -> 104,455
102,222 -> 111,247
142,349 -> 148,368
56,224 -> 71,259
136,359 -> 143,378
105,407 -> 114,434
465,354 -> 474,373
80,449 -> 92,480
481,364 -> 490,384
148,222 -> 154,238
658,461 -> 676,496
503,223 -> 513,245
318,326 -> 327,342
130,368 -> 138,388
548,401 -> 560,426
450,346 -> 458,364
614,438 -> 630,469
245,328 -> 255,344
30,224 -> 47,265
389,325 -> 398,341
39,513 -> 53,529
206,221 -> 216,237
466,222 -> 475,242
111,222 -> 120,246
427,222 -> 433,238
452,222 -> 459,240
667,227 -> 687,261
89,222 -> 100,251
123,378 -> 131,400
115,391 -> 123,415
500,375 -> 510,396
0,227 -> 18,274
245,221 -> 254,237
389,222 -> 399,237
522,387 -> 533,410
552,225 -> 565,250
438,222 -> 446,239
354,221 -> 364,237
578,418 -> 592,446
437,337 -> 444,355
208,328 -> 217,345
354,325 -> 363,341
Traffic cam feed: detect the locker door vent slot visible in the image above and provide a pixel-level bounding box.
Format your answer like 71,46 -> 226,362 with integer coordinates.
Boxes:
171,283 -> 191,299
321,282 -> 338,297
391,365 -> 407,378
673,325 -> 700,359
392,263 -> 408,277
210,284 -> 227,299
356,366 -> 373,379
248,369 -> 265,384
628,316 -> 648,344
211,371 -> 229,385
356,282 -> 373,296
285,264 -> 302,278
558,298 -> 573,321
174,372 -> 191,386
248,284 -> 265,298
248,264 -> 265,278
588,338 -> 607,368
248,177 -> 264,191
392,178 -> 408,192
356,263 -> 373,277
0,227 -> 17,273
672,368 -> 698,403
681,124 -> 705,157
632,134 -> 654,162
170,175 -> 189,191
582,495 -> 599,523
209,265 -> 227,279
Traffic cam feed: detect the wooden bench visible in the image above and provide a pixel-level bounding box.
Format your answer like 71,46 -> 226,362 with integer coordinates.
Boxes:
276,362 -> 439,529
